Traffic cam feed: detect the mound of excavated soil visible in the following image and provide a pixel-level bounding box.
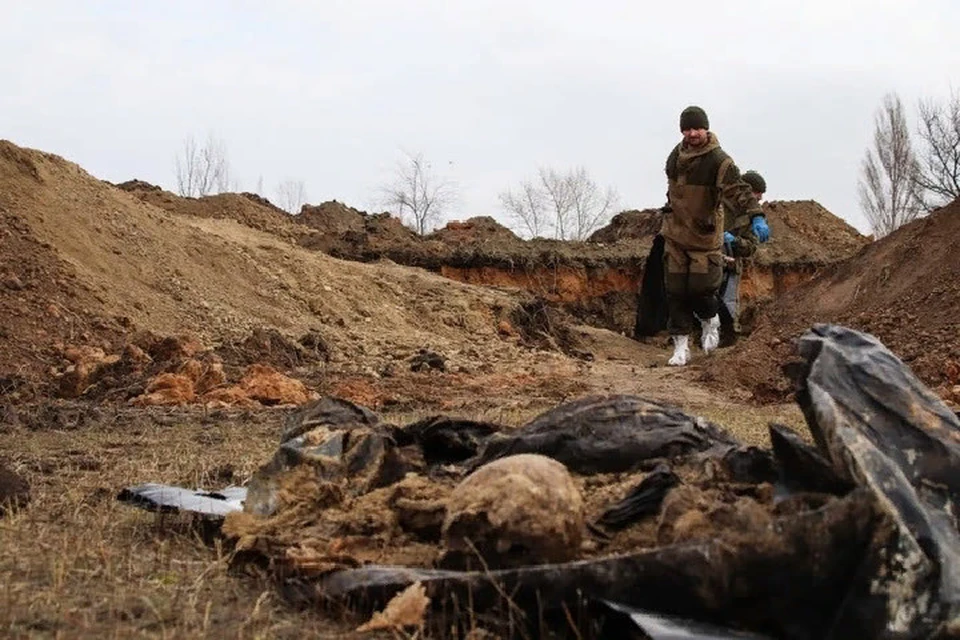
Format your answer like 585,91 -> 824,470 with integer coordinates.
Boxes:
588,209 -> 664,244
429,216 -> 521,246
707,198 -> 960,405
588,201 -> 867,267
0,139 -> 576,402
117,180 -> 309,243
297,200 -> 365,235
756,200 -> 869,267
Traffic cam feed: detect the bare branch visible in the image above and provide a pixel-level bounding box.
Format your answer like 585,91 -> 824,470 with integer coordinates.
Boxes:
378,150 -> 458,235
857,93 -> 925,237
275,179 -> 309,215
914,89 -> 960,208
500,167 -> 618,240
565,166 -> 621,241
499,180 -> 550,238
174,132 -> 232,198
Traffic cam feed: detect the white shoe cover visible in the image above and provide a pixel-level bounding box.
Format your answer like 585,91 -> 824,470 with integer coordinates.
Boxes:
668,335 -> 691,366
700,315 -> 720,353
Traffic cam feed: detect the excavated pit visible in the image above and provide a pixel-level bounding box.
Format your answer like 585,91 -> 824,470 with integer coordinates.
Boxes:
113,185 -> 868,336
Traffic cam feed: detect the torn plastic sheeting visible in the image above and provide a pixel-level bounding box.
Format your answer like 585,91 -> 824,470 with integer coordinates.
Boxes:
116,483 -> 246,517
767,423 -> 852,496
392,415 -> 503,466
595,463 -> 679,531
792,324 -> 960,637
303,491 -> 876,640
471,395 -> 738,475
280,396 -> 381,443
595,600 -> 774,639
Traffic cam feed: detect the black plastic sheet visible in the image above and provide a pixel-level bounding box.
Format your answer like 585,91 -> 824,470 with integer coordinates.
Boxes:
471,395 -> 738,475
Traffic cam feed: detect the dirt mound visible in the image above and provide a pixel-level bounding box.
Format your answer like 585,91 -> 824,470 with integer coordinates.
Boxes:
588,200 -> 867,267
755,200 -> 869,267
708,198 -> 960,404
0,142 -> 128,394
297,200 -> 365,235
118,180 -> 307,243
429,216 -> 521,245
0,139 -> 572,404
588,209 -> 664,244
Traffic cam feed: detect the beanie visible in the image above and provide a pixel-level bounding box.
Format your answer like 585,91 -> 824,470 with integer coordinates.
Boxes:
680,106 -> 709,131
742,170 -> 767,194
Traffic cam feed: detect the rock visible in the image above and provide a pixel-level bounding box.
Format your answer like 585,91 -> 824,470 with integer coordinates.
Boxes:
0,464 -> 30,516
130,373 -> 196,406
3,274 -> 25,290
238,363 -> 314,405
440,453 -> 584,570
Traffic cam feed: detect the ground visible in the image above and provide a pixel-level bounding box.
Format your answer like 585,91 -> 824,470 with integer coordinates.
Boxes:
1,138 -> 952,638
0,333 -> 804,638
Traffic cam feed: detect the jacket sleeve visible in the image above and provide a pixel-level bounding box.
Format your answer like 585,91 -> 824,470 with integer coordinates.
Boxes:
719,160 -> 763,258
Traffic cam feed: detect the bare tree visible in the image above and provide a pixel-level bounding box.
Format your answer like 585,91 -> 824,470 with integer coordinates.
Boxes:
498,179 -> 549,238
174,132 -> 232,198
566,166 -> 620,240
379,150 -> 458,235
499,167 -> 619,240
275,179 -> 308,214
914,89 -> 960,208
858,93 -> 924,237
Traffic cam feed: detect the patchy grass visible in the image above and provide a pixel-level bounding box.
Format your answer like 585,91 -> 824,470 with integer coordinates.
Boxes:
0,404 -> 377,639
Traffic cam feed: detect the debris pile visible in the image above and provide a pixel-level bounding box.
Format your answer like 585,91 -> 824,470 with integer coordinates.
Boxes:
711,197 -> 960,404
118,324 -> 960,638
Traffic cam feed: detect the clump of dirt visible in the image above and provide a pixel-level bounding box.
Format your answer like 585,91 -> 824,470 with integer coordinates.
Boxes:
215,327 -> 330,371
588,209 -> 663,244
297,200 -> 366,235
53,329 -> 319,407
0,462 -> 30,515
708,198 -> 960,403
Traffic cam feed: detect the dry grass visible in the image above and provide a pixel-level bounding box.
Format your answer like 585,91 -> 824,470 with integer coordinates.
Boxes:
0,403 -> 381,639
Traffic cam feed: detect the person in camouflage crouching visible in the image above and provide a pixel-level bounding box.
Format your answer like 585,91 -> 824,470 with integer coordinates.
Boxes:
660,106 -> 770,366
719,169 -> 768,345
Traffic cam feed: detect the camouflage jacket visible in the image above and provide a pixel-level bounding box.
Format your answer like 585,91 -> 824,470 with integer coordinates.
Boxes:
661,132 -> 763,256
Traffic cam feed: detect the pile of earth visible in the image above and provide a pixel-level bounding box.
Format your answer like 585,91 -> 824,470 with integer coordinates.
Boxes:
588,200 -> 869,268
0,140 -> 581,407
706,197 -> 960,407
115,179 -> 309,244
587,208 -> 664,244
111,181 -> 653,332
112,175 -> 867,337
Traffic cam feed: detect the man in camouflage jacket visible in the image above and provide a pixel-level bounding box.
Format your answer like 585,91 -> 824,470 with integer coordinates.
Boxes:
660,106 -> 770,366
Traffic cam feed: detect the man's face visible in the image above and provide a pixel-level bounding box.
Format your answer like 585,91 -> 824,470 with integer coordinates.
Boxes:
682,128 -> 708,147
753,191 -> 764,202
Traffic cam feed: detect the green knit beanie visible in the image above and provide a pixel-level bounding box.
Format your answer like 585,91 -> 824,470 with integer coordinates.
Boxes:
679,106 -> 709,131
742,170 -> 767,194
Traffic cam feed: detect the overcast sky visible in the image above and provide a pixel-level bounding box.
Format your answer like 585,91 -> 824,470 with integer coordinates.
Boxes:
3,1 -> 958,235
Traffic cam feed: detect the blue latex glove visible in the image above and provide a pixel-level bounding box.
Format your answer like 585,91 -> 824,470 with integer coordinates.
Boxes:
751,215 -> 770,242
723,231 -> 736,244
